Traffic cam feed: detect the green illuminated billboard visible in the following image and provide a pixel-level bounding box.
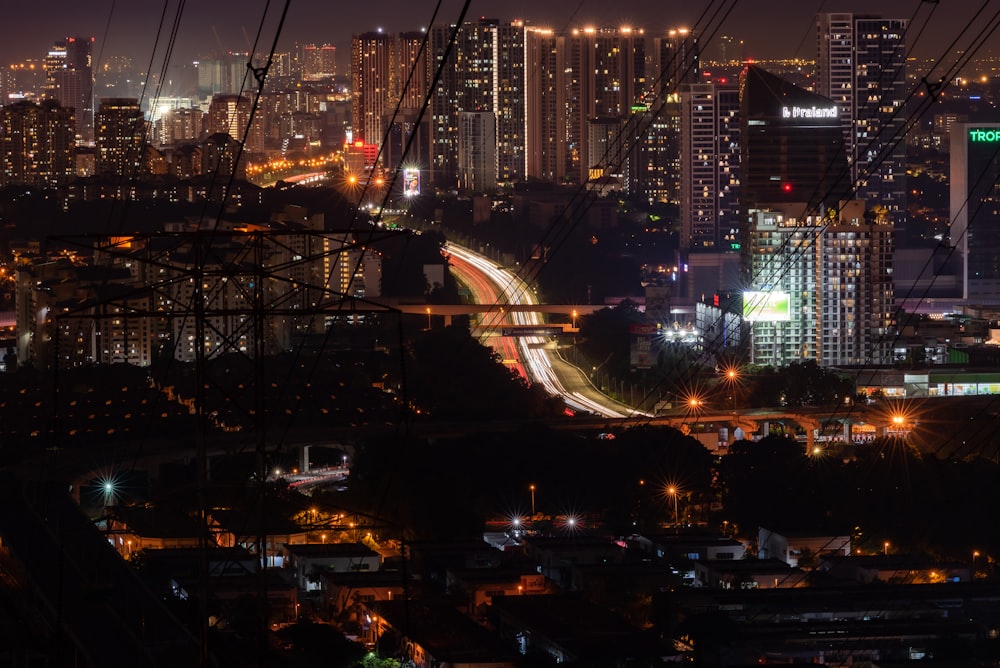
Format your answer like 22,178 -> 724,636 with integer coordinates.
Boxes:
743,290 -> 791,322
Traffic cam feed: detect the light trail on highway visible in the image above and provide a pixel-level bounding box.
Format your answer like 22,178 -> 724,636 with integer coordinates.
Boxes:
445,243 -> 630,419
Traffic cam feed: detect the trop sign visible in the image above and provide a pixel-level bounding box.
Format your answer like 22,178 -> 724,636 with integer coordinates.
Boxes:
969,128 -> 1000,142
781,105 -> 838,120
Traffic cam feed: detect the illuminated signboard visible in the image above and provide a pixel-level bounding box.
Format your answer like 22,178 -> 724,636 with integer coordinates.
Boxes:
969,128 -> 1000,142
743,290 -> 791,322
780,105 -> 838,120
403,168 -> 420,197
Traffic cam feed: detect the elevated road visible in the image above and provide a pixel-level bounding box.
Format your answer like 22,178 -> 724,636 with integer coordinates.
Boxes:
444,243 -> 646,419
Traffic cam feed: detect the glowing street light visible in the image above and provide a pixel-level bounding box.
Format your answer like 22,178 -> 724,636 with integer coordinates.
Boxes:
426,307 -> 431,330
667,485 -> 679,525
884,541 -> 890,556
571,309 -> 578,329
529,484 -> 536,517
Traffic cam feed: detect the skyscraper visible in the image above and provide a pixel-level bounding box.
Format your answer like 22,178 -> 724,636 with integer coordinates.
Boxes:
817,13 -> 907,220
740,66 -> 889,368
43,37 -> 94,140
351,31 -> 394,148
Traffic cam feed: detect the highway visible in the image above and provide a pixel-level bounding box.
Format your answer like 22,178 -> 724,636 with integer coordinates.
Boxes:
444,243 -> 645,419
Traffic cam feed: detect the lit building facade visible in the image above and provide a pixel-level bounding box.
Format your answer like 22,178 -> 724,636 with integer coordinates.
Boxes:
428,19 -> 526,189
740,66 -> 890,368
206,94 -> 263,154
95,97 -> 144,177
351,31 -> 394,148
951,123 -> 1000,302
817,13 -> 907,221
42,37 -> 94,140
566,27 -> 645,184
679,82 -> 740,252
0,100 -> 75,187
303,44 -> 336,79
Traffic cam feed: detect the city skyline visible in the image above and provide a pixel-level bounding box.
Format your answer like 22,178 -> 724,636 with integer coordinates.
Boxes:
1,0 -> 993,69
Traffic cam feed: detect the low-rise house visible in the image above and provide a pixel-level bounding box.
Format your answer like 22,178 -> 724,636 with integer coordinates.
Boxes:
695,557 -> 808,589
364,599 -> 517,668
322,570 -> 409,623
106,504 -> 206,556
490,594 -> 668,664
758,526 -> 851,568
819,554 -> 971,584
209,508 -> 311,567
520,535 -> 625,590
446,568 -> 547,616
284,542 -> 382,591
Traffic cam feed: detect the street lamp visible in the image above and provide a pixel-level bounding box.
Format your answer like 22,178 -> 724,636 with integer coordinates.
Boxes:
667,486 -> 679,525
425,307 -> 432,330
724,367 -> 739,414
571,309 -> 578,329
529,484 -> 536,517
884,541 -> 890,556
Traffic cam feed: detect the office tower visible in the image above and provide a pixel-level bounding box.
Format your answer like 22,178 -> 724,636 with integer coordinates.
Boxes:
206,94 -> 263,153
303,44 -> 336,79
679,82 -> 740,252
567,27 -> 645,185
740,65 -> 850,236
951,123 -> 1000,301
428,19 -> 526,189
351,31 -> 394,148
95,97 -> 144,177
524,27 -> 567,183
740,67 -> 891,367
42,37 -> 94,140
0,100 -> 76,187
817,13 -> 907,221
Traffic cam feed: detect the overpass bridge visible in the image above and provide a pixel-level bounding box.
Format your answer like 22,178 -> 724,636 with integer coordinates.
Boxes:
366,298 -> 605,326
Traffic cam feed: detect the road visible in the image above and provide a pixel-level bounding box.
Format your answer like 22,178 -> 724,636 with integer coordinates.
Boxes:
444,243 -> 646,419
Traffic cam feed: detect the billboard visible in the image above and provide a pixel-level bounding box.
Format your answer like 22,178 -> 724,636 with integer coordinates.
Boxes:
743,290 -> 791,322
403,168 -> 420,197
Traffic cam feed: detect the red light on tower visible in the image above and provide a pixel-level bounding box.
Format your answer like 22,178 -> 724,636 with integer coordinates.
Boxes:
782,183 -> 793,193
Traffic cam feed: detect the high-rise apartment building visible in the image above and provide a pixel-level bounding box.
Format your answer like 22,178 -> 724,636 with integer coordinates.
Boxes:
303,44 -> 336,79
817,13 -> 907,220
206,94 -> 263,153
458,111 -> 497,192
524,28 -> 567,183
0,100 -> 76,187
428,19 -> 526,188
567,27 -> 645,185
678,82 -> 740,252
351,31 -> 395,148
95,97 -> 144,177
746,202 -> 894,367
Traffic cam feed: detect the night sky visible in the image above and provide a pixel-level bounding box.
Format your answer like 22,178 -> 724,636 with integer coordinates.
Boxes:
1,0 -> 994,69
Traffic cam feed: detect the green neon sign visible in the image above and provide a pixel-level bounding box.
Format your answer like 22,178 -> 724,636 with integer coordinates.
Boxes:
969,128 -> 1000,142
